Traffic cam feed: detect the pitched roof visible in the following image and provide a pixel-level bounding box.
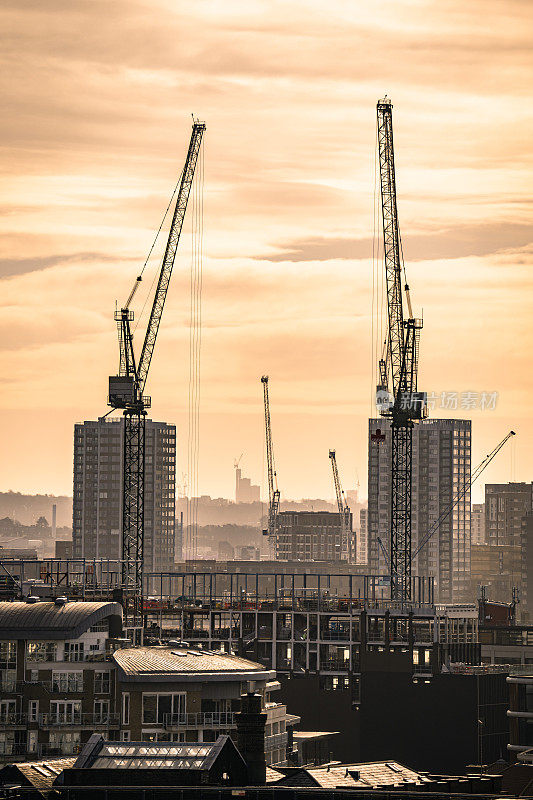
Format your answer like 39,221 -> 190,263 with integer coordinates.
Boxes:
277,761 -> 426,789
0,601 -> 122,640
113,646 -> 274,682
0,756 -> 75,795
73,734 -> 244,772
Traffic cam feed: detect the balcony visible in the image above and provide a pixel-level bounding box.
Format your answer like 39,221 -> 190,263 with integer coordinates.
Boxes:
164,712 -> 236,729
0,743 -> 32,760
0,714 -> 26,727
40,742 -> 83,757
39,713 -> 119,728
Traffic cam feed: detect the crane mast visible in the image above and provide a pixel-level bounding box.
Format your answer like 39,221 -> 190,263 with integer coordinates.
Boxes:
376,98 -> 425,602
261,376 -> 280,558
329,450 -> 352,562
108,120 -> 206,623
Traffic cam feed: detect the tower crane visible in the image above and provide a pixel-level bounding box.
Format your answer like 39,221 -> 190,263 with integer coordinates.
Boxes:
261,376 -> 280,558
375,97 -> 426,602
108,120 -> 206,622
329,450 -> 352,562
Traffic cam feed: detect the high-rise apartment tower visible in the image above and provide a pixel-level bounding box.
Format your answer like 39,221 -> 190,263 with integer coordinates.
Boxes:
72,417 -> 176,572
368,418 -> 471,603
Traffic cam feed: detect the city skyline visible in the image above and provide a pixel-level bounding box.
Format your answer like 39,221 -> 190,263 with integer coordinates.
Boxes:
1,0 -> 531,501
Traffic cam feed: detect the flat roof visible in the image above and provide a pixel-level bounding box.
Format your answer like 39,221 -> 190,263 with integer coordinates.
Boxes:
113,646 -> 275,683
0,600 -> 122,640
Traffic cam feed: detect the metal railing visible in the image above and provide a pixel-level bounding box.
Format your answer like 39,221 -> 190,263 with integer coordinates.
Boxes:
320,659 -> 350,671
39,742 -> 83,756
164,712 -> 236,728
0,714 -> 26,726
39,713 -> 119,727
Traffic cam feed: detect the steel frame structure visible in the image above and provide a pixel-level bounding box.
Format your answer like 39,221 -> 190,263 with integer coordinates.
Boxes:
376,98 -> 423,602
261,376 -> 280,558
108,121 -> 205,622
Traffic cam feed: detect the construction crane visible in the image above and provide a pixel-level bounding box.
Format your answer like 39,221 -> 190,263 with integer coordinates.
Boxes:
108,120 -> 206,621
375,97 -> 426,602
261,376 -> 280,558
329,450 -> 352,562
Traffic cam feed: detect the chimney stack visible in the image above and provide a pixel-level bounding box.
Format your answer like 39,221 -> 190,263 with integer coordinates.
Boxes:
235,692 -> 267,785
52,504 -> 57,539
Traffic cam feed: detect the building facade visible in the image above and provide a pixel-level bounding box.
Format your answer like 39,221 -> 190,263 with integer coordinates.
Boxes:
276,511 -> 351,562
72,417 -> 176,573
485,482 -> 533,548
0,600 -> 123,762
471,503 -> 486,545
113,647 -> 293,766
368,418 -> 471,603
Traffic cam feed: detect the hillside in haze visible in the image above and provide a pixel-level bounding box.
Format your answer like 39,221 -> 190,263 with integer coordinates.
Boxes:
0,492 -> 72,527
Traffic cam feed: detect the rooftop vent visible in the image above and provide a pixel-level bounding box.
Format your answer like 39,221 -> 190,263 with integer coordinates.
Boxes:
54,596 -> 68,606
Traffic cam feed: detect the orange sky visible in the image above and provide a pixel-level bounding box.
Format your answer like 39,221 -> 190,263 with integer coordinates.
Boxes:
1,0 -> 532,503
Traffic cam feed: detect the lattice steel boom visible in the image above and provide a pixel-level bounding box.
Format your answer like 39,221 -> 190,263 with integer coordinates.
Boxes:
329,449 -> 351,562
261,376 -> 280,557
108,120 -> 206,621
376,98 -> 425,602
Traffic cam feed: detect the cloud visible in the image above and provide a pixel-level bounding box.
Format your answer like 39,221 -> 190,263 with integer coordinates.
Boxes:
259,222 -> 533,263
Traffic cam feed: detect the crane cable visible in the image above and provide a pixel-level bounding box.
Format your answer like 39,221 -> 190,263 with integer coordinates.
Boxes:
186,139 -> 204,559
413,430 -> 516,560
132,168 -> 185,333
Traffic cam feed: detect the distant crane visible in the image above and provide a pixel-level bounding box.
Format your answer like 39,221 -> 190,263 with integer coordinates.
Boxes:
108,120 -> 206,621
261,376 -> 280,558
329,450 -> 352,562
375,97 -> 426,601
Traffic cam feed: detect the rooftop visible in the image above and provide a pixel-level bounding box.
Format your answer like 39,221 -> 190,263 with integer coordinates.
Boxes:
0,600 -> 122,640
0,756 -> 76,794
275,761 -> 426,789
72,734 -> 246,774
113,646 -> 275,682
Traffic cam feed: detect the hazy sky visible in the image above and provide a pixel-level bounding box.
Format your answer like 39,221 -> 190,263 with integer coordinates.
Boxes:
1,0 -> 532,503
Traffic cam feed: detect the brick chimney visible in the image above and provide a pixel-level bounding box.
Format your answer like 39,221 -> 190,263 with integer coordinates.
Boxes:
235,692 -> 267,785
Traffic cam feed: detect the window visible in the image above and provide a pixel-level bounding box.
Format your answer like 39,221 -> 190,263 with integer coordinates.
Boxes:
120,730 -> 131,742
28,701 -> 39,723
142,693 -> 186,724
27,642 -> 56,662
50,701 -> 81,724
122,693 -> 130,725
94,700 -> 110,722
64,642 -> 84,662
94,672 -> 110,694
52,671 -> 83,693
0,642 -> 16,670
0,700 -> 16,723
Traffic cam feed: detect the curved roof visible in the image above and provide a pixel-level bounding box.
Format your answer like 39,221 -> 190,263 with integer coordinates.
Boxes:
0,601 -> 122,640
113,646 -> 274,683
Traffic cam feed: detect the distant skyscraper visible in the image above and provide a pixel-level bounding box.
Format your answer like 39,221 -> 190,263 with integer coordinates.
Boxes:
72,417 -> 176,573
471,503 -> 486,545
485,482 -> 533,547
368,418 -> 471,603
235,466 -> 261,504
